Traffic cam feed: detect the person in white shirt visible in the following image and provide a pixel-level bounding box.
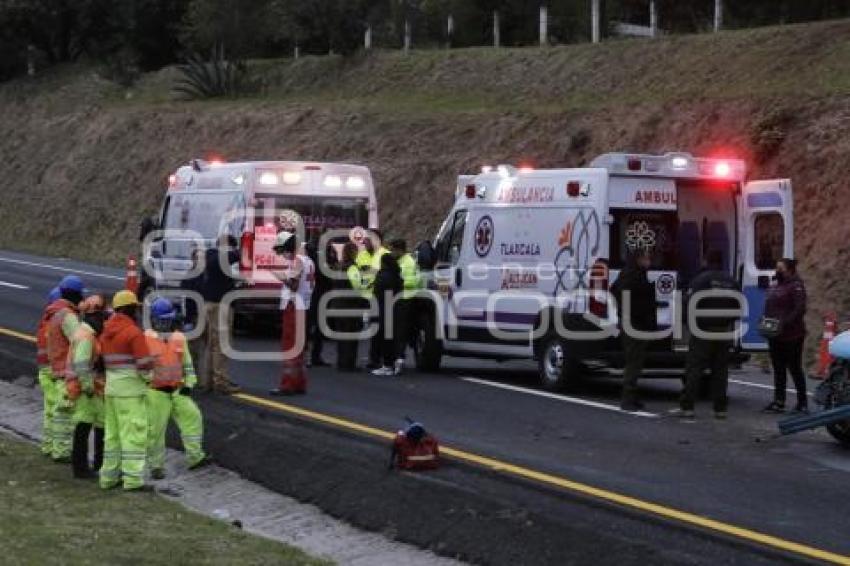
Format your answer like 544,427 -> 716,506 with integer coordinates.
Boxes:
270,232 -> 309,395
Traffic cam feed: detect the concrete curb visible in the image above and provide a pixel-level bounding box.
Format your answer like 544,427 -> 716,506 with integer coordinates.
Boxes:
0,380 -> 461,566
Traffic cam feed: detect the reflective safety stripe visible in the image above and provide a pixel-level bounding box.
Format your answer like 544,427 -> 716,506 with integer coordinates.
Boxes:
407,454 -> 436,461
104,363 -> 135,369
103,354 -> 134,363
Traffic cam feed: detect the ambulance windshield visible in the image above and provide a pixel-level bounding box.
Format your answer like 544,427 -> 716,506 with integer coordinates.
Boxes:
253,194 -> 369,246
162,191 -> 244,240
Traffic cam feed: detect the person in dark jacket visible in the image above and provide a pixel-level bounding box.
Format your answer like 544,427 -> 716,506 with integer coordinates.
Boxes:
198,235 -> 240,394
611,248 -> 657,411
306,242 -> 333,367
371,253 -> 403,376
674,253 -> 740,419
762,258 -> 808,413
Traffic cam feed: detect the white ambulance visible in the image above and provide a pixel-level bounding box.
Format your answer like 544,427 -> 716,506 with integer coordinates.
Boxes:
414,152 -> 793,390
143,159 -> 378,319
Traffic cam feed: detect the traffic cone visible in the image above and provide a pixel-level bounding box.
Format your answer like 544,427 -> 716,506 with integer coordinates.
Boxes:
812,312 -> 837,379
124,255 -> 139,294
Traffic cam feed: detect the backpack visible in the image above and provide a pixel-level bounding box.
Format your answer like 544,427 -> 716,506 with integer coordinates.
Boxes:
389,422 -> 440,471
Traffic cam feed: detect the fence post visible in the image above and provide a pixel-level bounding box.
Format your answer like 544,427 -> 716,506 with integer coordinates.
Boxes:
447,14 -> 454,48
27,44 -> 35,76
649,0 -> 658,38
591,0 -> 601,44
539,5 -> 548,46
714,0 -> 723,32
364,25 -> 372,50
493,10 -> 500,47
404,19 -> 411,53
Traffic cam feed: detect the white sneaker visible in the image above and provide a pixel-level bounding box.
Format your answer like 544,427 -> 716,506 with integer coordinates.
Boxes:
371,366 -> 394,376
393,358 -> 405,375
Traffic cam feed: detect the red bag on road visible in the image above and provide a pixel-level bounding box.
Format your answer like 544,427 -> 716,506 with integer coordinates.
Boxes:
390,422 -> 440,471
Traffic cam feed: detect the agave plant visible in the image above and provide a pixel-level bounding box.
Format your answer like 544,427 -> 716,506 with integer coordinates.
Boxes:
173,44 -> 248,100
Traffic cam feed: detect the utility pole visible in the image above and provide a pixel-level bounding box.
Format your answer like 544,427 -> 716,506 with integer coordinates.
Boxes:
591,0 -> 601,44
493,10 -> 500,48
539,5 -> 548,46
364,25 -> 372,50
714,0 -> 723,32
649,0 -> 658,38
27,45 -> 35,76
404,19 -> 411,53
294,44 -> 300,59
447,14 -> 454,48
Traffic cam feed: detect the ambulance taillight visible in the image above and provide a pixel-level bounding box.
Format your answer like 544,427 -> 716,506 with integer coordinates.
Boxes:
168,174 -> 177,189
240,231 -> 254,271
589,260 -> 609,319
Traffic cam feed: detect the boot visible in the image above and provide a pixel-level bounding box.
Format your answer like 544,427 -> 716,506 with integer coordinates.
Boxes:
72,423 -> 95,479
92,427 -> 105,472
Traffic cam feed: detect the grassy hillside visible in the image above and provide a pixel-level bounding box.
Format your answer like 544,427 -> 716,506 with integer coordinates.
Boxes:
1,19 -> 848,336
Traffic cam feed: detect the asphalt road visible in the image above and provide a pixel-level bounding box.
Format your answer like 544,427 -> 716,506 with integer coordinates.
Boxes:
1,249 -> 848,565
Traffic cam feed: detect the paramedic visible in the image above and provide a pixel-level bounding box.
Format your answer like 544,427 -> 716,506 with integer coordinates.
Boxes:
390,239 -> 421,374
270,231 -> 309,395
335,242 -> 368,371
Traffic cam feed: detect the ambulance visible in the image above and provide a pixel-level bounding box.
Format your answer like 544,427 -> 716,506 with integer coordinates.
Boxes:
414,152 -> 793,390
143,159 -> 378,320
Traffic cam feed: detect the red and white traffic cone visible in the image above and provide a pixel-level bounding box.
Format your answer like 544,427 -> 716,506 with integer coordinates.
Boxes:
812,312 -> 837,379
124,255 -> 139,294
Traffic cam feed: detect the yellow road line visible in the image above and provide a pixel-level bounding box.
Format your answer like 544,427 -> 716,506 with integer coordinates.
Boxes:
1,325 -> 847,564
0,327 -> 36,343
234,391 -> 850,565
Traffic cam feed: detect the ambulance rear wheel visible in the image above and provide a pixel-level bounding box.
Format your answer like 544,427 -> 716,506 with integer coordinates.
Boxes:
414,312 -> 442,372
826,420 -> 850,446
538,335 -> 580,392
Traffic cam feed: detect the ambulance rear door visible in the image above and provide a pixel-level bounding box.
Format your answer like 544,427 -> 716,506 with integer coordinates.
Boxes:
739,179 -> 793,350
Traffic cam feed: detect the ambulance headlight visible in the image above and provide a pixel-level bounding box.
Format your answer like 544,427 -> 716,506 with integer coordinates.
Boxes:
259,172 -> 279,186
345,175 -> 365,189
324,175 -> 342,188
282,171 -> 301,185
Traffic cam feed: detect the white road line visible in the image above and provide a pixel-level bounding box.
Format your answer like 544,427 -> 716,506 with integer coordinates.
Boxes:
460,377 -> 659,418
0,255 -> 124,281
729,378 -> 813,397
0,280 -> 29,290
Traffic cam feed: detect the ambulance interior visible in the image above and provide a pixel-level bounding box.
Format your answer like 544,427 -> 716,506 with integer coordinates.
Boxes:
609,180 -> 739,286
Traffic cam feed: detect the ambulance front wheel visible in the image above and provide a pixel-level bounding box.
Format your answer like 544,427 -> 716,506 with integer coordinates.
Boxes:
414,312 -> 442,372
538,335 -> 580,392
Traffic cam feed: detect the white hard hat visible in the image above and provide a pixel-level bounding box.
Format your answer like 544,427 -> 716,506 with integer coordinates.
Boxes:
273,231 -> 294,249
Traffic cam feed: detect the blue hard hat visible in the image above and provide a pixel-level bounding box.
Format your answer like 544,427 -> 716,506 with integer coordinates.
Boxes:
58,275 -> 85,293
47,286 -> 61,303
150,297 -> 176,320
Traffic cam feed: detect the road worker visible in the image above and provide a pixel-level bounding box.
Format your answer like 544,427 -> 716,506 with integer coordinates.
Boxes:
46,275 -> 86,462
270,231 -> 309,395
145,298 -> 209,479
99,290 -> 154,491
331,242 -> 369,371
390,239 -> 422,374
36,286 -> 61,457
67,295 -> 108,479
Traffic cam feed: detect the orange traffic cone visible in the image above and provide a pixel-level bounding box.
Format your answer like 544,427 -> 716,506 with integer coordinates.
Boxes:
124,255 -> 139,294
812,312 -> 837,379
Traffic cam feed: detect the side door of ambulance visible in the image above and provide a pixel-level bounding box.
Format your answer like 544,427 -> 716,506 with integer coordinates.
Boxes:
739,179 -> 793,350
433,209 -> 468,342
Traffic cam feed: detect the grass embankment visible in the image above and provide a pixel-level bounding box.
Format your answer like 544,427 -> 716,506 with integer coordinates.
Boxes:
0,435 -> 328,565
0,19 -> 848,334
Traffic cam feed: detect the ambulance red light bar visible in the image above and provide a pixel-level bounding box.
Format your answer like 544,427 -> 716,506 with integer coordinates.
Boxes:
465,184 -> 477,198
168,174 -> 177,188
566,181 -> 581,197
714,161 -> 731,178
627,158 -> 642,171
